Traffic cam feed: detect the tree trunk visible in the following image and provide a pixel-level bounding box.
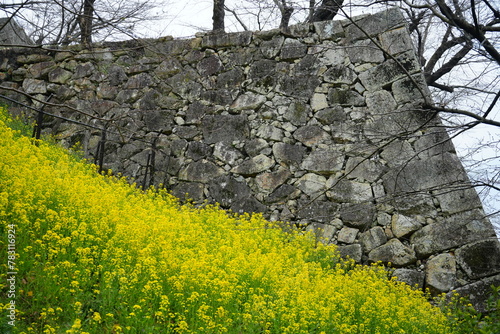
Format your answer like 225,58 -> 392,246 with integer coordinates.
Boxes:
80,0 -> 95,45
213,0 -> 225,32
309,0 -> 344,23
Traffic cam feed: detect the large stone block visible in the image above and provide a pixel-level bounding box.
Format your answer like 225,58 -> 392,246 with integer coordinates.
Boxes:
449,274 -> 500,313
339,202 -> 376,229
301,149 -> 343,175
411,211 -> 496,258
426,253 -> 457,293
360,226 -> 387,252
456,239 -> 500,279
231,154 -> 274,176
392,268 -> 425,289
369,238 -> 417,267
179,160 -> 224,183
201,115 -> 250,144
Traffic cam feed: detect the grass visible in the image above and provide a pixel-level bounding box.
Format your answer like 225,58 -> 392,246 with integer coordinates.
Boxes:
0,107 -> 498,333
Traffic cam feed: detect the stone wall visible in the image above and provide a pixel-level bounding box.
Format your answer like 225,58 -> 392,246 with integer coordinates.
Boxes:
1,8 -> 499,310
0,18 -> 32,47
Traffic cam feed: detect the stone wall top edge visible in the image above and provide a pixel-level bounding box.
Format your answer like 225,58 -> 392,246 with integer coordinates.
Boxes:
0,7 -> 407,58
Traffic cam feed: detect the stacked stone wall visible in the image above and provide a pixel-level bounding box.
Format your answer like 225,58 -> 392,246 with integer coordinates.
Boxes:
1,8 -> 499,310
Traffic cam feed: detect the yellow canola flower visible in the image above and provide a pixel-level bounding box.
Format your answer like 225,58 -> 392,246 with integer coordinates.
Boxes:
0,108 -> 458,333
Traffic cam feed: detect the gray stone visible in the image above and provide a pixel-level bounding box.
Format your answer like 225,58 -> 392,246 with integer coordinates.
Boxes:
168,68 -> 202,101
186,142 -> 212,161
172,182 -> 205,202
392,269 -> 425,289
392,73 -> 431,105
435,187 -> 483,215
358,52 -> 419,91
347,39 -> 385,64
185,101 -> 208,124
155,58 -> 183,78
296,173 -> 327,196
323,65 -> 356,85
327,179 -> 373,204
413,126 -> 455,158
360,226 -> 387,252
216,68 -> 245,89
125,73 -> 153,89
379,140 -> 415,168
175,126 -> 199,140
328,88 -> 365,106
338,227 -> 359,244
17,53 -> 52,64
369,238 -> 417,267
231,154 -> 274,176
272,142 -> 307,167
170,139 -> 188,157
311,93 -> 329,111
213,142 -> 243,165
260,36 -> 285,58
306,222 -> 337,244
315,106 -> 347,125
256,124 -> 284,141
449,274 -> 500,313
293,125 -> 329,147
337,244 -> 363,263
296,200 -> 339,223
426,253 -> 457,293
287,23 -> 312,38
208,175 -> 251,208
280,39 -> 307,59
365,90 -> 398,115
319,47 -> 348,66
48,67 -> 73,84
197,55 -> 223,76
313,20 -> 344,40
255,168 -> 292,192
107,65 -> 128,85
284,101 -> 310,126
179,160 -> 224,183
248,59 -> 277,79
339,202 -> 376,229
390,193 -> 436,216
345,157 -> 385,183
230,196 -> 266,215
456,239 -> 500,279
301,149 -> 343,175
22,78 -> 47,94
28,61 -> 56,79
245,138 -> 269,157
231,92 -> 266,111
278,75 -> 320,99
201,31 -> 253,48
202,115 -> 249,144
379,27 -> 414,55
265,184 -> 299,204
391,214 -> 422,238
345,7 -> 406,41
383,153 -> 469,195
411,211 -> 496,258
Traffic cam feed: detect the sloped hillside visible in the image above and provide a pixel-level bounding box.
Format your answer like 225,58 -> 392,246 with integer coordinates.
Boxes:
0,107 -> 471,333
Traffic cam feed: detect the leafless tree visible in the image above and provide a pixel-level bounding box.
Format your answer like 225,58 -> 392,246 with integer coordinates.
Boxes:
1,0 -> 163,45
213,0 -> 225,31
308,0 -> 344,22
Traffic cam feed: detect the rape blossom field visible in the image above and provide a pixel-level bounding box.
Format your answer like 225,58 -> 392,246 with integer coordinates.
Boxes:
0,107 -> 494,333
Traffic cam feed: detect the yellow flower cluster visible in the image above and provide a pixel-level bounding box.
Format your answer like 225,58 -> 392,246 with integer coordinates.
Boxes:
0,108 -> 454,333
